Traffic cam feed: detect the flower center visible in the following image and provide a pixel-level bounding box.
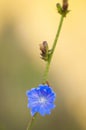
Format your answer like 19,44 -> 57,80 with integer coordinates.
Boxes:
39,97 -> 46,104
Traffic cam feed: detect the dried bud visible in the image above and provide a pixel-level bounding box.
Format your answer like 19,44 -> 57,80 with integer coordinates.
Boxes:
40,41 -> 48,55
40,41 -> 48,61
56,0 -> 69,17
62,0 -> 68,11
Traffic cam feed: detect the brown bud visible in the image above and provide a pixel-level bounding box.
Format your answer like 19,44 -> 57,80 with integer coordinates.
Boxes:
40,41 -> 48,58
62,0 -> 68,11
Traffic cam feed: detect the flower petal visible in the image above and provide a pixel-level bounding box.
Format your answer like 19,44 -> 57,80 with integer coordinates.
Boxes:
26,84 -> 56,116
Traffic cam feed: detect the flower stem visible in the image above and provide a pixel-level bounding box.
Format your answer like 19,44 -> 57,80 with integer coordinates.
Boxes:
26,113 -> 37,130
43,15 -> 64,83
26,16 -> 64,130
26,15 -> 64,130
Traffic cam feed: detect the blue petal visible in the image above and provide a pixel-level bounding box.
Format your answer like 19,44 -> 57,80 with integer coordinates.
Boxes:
26,84 -> 56,116
38,85 -> 52,95
39,105 -> 51,116
31,105 -> 40,116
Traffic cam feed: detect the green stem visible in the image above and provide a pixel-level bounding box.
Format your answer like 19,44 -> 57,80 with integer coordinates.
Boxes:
43,15 -> 64,83
26,15 -> 64,130
26,113 -> 37,130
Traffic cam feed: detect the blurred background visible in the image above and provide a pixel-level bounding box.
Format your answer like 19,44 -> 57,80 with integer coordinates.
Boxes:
0,0 -> 86,130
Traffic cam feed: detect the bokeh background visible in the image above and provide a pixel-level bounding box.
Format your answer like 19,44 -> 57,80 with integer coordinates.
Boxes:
0,0 -> 86,130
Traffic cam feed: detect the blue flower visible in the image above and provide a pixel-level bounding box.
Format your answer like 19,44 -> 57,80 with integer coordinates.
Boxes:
26,84 -> 56,116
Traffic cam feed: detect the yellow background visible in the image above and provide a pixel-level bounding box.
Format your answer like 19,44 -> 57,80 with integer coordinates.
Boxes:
0,0 -> 86,130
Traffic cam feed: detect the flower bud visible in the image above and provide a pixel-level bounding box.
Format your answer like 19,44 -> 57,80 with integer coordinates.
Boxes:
62,0 -> 68,11
40,41 -> 49,61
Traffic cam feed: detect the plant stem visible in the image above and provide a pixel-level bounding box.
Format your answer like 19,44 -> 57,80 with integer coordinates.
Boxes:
26,15 -> 64,130
26,113 -> 37,130
43,15 -> 64,83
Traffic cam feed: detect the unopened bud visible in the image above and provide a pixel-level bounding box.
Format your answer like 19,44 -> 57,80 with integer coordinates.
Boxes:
40,41 -> 48,55
62,0 -> 68,11
56,3 -> 62,14
56,0 -> 69,17
40,41 -> 49,61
